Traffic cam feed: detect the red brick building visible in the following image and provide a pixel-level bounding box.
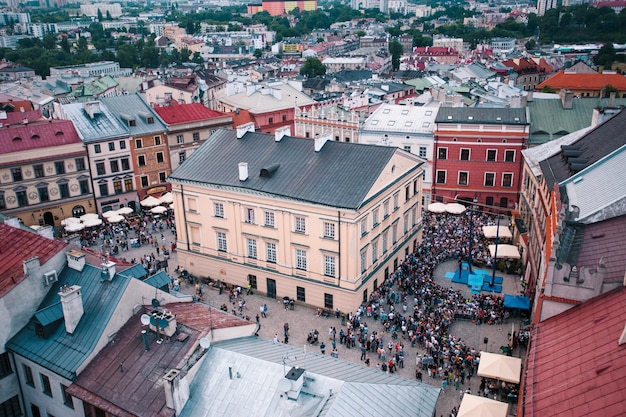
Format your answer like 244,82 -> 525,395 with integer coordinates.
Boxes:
433,107 -> 529,210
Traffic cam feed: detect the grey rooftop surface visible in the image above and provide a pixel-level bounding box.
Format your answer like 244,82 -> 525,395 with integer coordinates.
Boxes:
169,129 -> 411,210
435,106 -> 528,125
61,100 -> 128,142
101,93 -> 167,136
179,336 -> 440,417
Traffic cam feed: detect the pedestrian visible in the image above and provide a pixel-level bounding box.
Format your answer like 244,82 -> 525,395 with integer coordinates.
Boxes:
273,334 -> 280,344
320,342 -> 326,355
331,348 -> 338,358
360,343 -> 367,360
284,323 -> 289,338
442,379 -> 447,392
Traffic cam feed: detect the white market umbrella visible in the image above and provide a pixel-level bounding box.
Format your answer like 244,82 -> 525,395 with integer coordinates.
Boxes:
159,192 -> 173,204
61,217 -> 81,226
65,222 -> 86,232
457,394 -> 508,417
151,205 -> 167,214
80,213 -> 100,222
482,225 -> 513,239
107,214 -> 125,223
116,207 -> 134,215
446,202 -> 467,214
140,196 -> 161,207
427,202 -> 447,213
488,244 -> 521,260
477,351 -> 522,384
101,210 -> 118,218
83,218 -> 103,227
29,225 -> 42,230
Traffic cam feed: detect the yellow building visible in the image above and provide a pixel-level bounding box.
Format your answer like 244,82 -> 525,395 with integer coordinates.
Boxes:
169,128 -> 425,311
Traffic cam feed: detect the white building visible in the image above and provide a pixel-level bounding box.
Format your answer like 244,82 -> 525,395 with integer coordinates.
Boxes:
359,103 -> 441,205
79,3 -> 123,18
322,57 -> 367,73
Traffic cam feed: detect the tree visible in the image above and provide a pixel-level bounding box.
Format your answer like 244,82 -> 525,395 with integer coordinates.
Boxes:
594,43 -> 616,68
525,39 -> 536,50
603,84 -> 619,97
253,49 -> 263,58
389,40 -> 402,71
97,8 -> 103,22
60,36 -> 70,53
300,57 -> 326,78
42,33 -> 56,50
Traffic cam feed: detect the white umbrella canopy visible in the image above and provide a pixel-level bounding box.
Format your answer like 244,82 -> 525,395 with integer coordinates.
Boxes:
477,351 -> 522,384
83,218 -> 103,228
29,225 -> 42,230
488,244 -> 521,260
107,214 -> 125,223
80,213 -> 100,222
151,205 -> 167,214
446,202 -> 467,214
159,192 -> 173,204
427,202 -> 447,213
61,217 -> 81,226
140,196 -> 161,207
457,394 -> 508,417
101,210 -> 118,218
116,207 -> 134,215
482,225 -> 513,239
65,222 -> 86,232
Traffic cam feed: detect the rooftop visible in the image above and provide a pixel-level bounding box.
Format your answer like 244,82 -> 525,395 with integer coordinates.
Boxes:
361,102 -> 440,134
61,100 -> 128,142
537,71 -> 626,91
435,107 -> 528,125
0,119 -> 82,154
153,102 -> 228,125
102,94 -> 167,136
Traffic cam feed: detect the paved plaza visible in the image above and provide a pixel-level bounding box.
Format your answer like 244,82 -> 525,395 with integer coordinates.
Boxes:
113,224 -> 526,417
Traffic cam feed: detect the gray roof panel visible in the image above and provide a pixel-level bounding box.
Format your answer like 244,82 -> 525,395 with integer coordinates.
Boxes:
101,94 -> 167,136
61,101 -> 128,142
436,107 -> 528,124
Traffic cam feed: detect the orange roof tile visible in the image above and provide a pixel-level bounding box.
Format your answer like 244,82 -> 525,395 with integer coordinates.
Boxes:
537,71 -> 626,91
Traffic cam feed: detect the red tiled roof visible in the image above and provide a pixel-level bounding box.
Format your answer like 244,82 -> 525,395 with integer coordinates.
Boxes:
0,119 -> 81,154
523,286 -> 626,417
537,71 -> 626,91
231,108 -> 255,128
153,103 -> 227,125
166,301 -> 254,332
2,109 -> 44,125
0,223 -> 67,298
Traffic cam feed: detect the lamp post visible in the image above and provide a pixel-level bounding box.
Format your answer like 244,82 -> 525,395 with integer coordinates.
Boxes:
491,214 -> 501,287
467,198 -> 477,274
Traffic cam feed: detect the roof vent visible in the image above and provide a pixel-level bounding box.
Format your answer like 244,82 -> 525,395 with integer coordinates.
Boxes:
275,125 -> 290,142
238,162 -> 249,181
285,367 -> 305,400
43,270 -> 58,286
260,164 -> 280,178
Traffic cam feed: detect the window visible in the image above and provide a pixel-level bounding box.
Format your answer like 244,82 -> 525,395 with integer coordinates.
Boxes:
436,170 -> 446,184
413,179 -> 419,195
96,162 -> 106,176
437,148 -> 447,159
383,200 -> 390,217
135,139 -> 142,148
217,232 -> 227,251
214,202 -> 224,218
324,293 -> 333,309
248,239 -> 257,259
75,158 -> 86,171
34,164 -> 44,178
295,216 -> 306,233
124,179 -> 133,192
179,152 -> 186,164
147,117 -> 154,124
190,225 -> 200,245
296,286 -> 305,302
393,192 -> 399,209
392,223 -> 398,243
245,208 -> 255,224
403,145 -> 411,153
282,114 -> 287,121
99,183 -> 109,196
108,142 -> 115,151
323,222 -> 335,238
264,211 -> 275,227
61,384 -> 74,409
16,190 -> 28,207
94,144 -> 101,153
485,172 -> 495,187
360,217 -> 368,236
460,148 -> 470,161
403,213 -> 409,233
372,209 -> 379,227
248,275 -> 257,289
382,231 -> 388,253
419,146 -> 427,158
41,374 -> 52,397
113,180 -> 122,194
177,135 -> 184,144
360,251 -> 367,273
138,156 -> 146,167
23,364 -> 34,386
268,117 -> 273,124
11,168 -> 22,182
119,140 -> 126,149
192,132 -> 200,142
266,242 -> 276,263
79,180 -> 90,195
154,136 -> 161,145
156,152 -> 164,163
502,173 -> 513,187
38,187 -> 49,202
372,241 -> 378,263
110,160 -> 119,173
140,176 -> 148,188
59,183 -> 70,198
458,171 -> 468,186
296,249 -> 307,270
411,207 -> 417,226
159,172 -> 166,183
0,395 -> 21,416
405,186 -> 410,201
505,150 -> 515,162
121,158 -> 130,171
0,353 -> 12,379
486,149 -> 497,162
324,255 -> 336,277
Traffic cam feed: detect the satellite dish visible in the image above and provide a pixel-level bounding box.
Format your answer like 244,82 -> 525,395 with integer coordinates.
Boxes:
277,378 -> 291,393
200,338 -> 210,349
151,298 -> 160,307
140,314 -> 151,325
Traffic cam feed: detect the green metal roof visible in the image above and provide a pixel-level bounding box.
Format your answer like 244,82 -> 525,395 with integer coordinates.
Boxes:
404,78 -> 433,91
7,263 -> 148,380
143,271 -> 170,289
34,303 -> 63,327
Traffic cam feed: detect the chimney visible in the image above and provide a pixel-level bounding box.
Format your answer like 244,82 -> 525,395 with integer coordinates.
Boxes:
238,162 -> 249,181
37,225 -> 54,240
66,250 -> 86,272
275,125 -> 290,142
101,260 -> 116,281
162,368 -> 188,414
559,89 -> 573,109
609,91 -> 616,107
23,257 -> 41,275
236,122 -> 255,139
314,132 -> 332,152
285,367 -> 305,400
59,285 -> 84,334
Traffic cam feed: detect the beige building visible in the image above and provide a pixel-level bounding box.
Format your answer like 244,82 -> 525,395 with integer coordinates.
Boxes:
169,129 -> 425,311
293,105 -> 363,143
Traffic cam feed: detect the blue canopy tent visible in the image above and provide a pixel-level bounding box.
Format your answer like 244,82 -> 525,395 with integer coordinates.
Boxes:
503,294 -> 530,310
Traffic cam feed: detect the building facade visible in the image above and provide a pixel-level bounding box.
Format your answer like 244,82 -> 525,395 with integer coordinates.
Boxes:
293,104 -> 363,143
169,129 -> 425,311
433,107 -> 529,210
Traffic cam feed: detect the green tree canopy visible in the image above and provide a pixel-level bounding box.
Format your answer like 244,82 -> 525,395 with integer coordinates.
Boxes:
300,57 -> 326,78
